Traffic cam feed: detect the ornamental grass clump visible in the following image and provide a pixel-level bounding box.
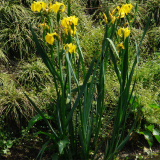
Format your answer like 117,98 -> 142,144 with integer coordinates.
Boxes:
26,1 -> 150,159
0,73 -> 34,130
0,1 -> 40,59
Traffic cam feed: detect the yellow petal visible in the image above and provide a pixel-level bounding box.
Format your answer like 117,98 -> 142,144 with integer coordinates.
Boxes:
35,2 -> 42,13
52,2 -> 65,13
52,3 -> 60,13
68,43 -> 76,53
61,4 -> 65,12
39,23 -> 49,29
45,33 -> 54,45
31,3 -> 36,12
41,2 -> 47,10
117,42 -> 125,50
103,12 -> 108,24
71,16 -> 78,25
123,27 -> 130,39
65,43 -> 76,53
109,11 -> 116,24
118,28 -> 123,37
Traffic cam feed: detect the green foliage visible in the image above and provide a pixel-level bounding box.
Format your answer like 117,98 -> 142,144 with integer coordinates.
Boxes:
0,1 -> 41,59
0,48 -> 8,65
0,73 -> 34,129
133,58 -> 160,126
16,59 -> 53,90
0,0 -> 159,159
139,124 -> 160,148
146,0 -> 160,26
148,27 -> 160,52
130,28 -> 150,59
0,115 -> 14,156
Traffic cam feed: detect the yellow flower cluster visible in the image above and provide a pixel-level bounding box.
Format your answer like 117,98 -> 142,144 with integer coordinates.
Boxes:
64,43 -> 76,53
61,16 -> 78,36
31,0 -> 65,14
104,4 -> 133,24
117,4 -> 133,18
118,27 -> 130,39
31,1 -> 77,53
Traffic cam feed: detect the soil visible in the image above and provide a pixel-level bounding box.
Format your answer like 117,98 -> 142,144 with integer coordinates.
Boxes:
0,138 -> 52,160
1,133 -> 160,160
117,134 -> 160,160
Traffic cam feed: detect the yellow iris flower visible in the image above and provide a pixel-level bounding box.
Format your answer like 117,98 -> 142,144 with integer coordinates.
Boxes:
52,2 -> 65,13
118,4 -> 133,18
123,27 -> 130,39
38,23 -> 49,29
45,32 -> 59,45
31,2 -> 41,12
118,28 -> 123,37
117,42 -> 125,50
64,43 -> 76,53
61,16 -> 78,36
118,27 -> 130,39
31,1 -> 46,13
61,16 -> 78,27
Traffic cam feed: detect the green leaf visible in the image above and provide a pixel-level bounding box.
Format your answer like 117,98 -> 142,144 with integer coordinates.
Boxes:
56,92 -> 63,135
6,140 -> 13,148
148,104 -> 160,109
36,140 -> 50,160
68,0 -> 71,16
107,38 -> 119,58
65,57 -> 95,126
27,113 -> 53,132
147,125 -> 154,132
64,49 -> 79,86
76,33 -> 84,60
110,109 -> 140,160
57,137 -> 69,154
154,135 -> 160,143
153,128 -> 160,136
138,14 -> 150,50
153,129 -> 160,143
37,131 -> 55,140
76,33 -> 86,77
109,46 -> 121,84
24,93 -> 58,139
3,148 -> 10,154
139,131 -> 153,147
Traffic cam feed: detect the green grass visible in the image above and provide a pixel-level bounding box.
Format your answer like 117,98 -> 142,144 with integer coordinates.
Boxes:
0,72 -> 34,129
16,59 -> 53,90
0,0 -> 42,59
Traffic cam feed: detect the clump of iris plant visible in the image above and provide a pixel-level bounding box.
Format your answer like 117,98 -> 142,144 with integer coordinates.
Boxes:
27,1 -> 150,160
